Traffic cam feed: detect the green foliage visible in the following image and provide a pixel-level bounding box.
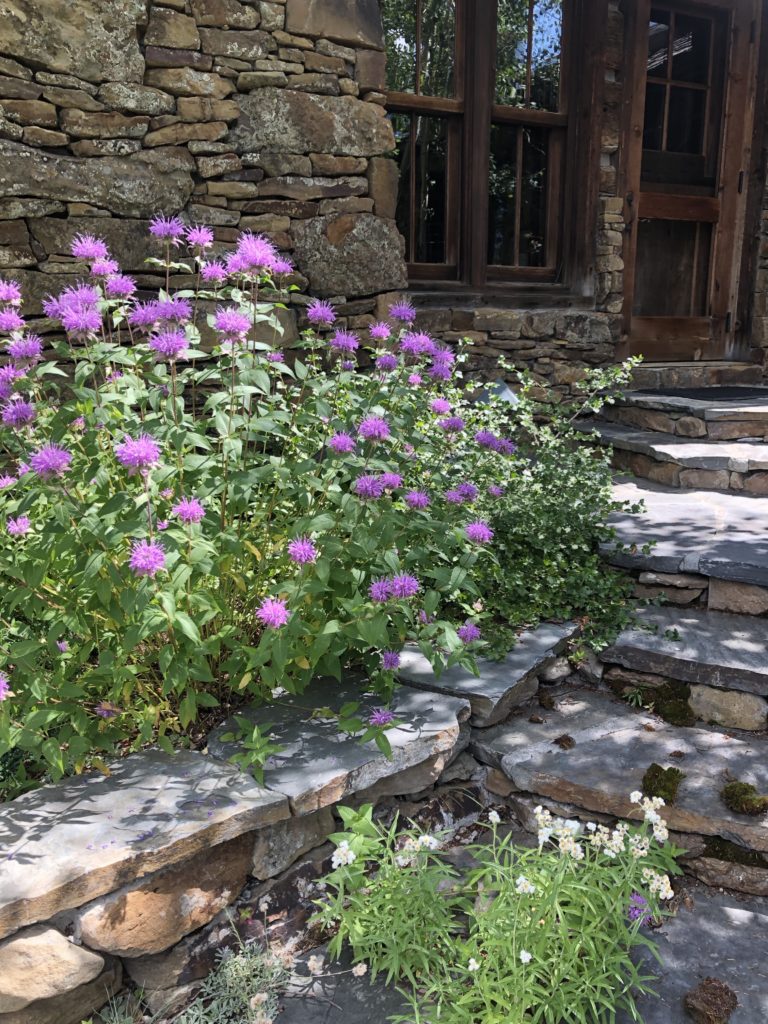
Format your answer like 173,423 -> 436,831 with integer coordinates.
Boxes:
317,800 -> 683,1024
641,764 -> 686,804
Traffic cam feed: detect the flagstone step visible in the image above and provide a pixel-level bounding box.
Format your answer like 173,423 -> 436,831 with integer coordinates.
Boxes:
581,420 -> 768,493
606,477 -> 768,589
473,689 -> 768,854
397,621 -> 578,728
605,385 -> 768,440
628,361 -> 763,391
601,606 -> 768,698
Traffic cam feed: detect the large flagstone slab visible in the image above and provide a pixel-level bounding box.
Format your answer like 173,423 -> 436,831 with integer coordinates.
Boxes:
0,749 -> 288,940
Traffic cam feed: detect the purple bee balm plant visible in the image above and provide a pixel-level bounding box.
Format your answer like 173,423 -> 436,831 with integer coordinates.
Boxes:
0,673 -> 11,701
214,306 -> 251,337
128,301 -> 159,332
149,214 -> 186,240
149,330 -> 188,362
57,640 -> 69,653
376,353 -> 398,372
328,432 -> 356,454
288,536 -> 318,564
90,258 -> 120,277
1,399 -> 35,427
428,362 -> 452,381
389,574 -> 420,599
405,490 -> 430,509
380,651 -> 401,672
306,298 -> 336,326
430,398 -> 452,414
475,430 -> 498,448
129,539 -> 166,577
369,579 -> 392,603
95,700 -> 120,719
495,438 -> 517,455
0,474 -> 15,489
31,444 -> 72,479
153,297 -> 192,323
457,482 -> 478,502
380,472 -> 403,490
115,434 -> 161,474
266,350 -> 284,362
0,365 -> 24,400
71,234 -> 109,261
330,330 -> 359,352
444,489 -> 467,505
354,475 -> 384,499
186,225 -> 215,250
256,596 -> 290,629
104,274 -> 137,299
369,321 -> 391,340
457,621 -> 482,644
157,520 -> 169,531
358,416 -> 390,442
0,309 -> 25,332
488,484 -> 505,498
6,335 -> 42,365
370,707 -> 396,726
233,232 -> 278,273
465,520 -> 494,544
172,497 -> 205,524
0,281 -> 22,306
439,416 -> 465,433
408,373 -> 423,386
200,261 -> 227,284
271,257 -> 294,275
388,300 -> 416,324
61,306 -> 102,337
6,515 -> 30,536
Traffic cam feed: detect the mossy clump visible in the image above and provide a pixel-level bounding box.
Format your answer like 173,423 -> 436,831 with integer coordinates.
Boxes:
642,762 -> 686,804
702,836 -> 768,870
683,977 -> 738,1024
720,781 -> 768,817
607,675 -> 695,726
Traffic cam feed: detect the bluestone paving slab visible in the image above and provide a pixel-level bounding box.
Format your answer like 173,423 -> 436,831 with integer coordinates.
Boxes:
582,420 -> 768,471
626,385 -> 768,422
208,679 -> 471,815
0,749 -> 289,940
397,621 -> 577,727
602,605 -> 768,695
606,477 -> 768,585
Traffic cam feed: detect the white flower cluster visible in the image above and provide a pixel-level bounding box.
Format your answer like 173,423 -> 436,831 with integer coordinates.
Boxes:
395,832 -> 440,866
331,840 -> 356,869
488,810 -> 501,825
534,806 -> 584,860
630,791 -> 670,842
515,874 -> 536,895
642,867 -> 674,901
588,821 -> 629,858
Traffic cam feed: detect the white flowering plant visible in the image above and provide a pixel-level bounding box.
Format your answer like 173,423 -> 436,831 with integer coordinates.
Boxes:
317,796 -> 684,1023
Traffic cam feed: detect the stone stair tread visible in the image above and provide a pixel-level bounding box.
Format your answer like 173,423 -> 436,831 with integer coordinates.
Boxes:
580,420 -> 768,471
207,679 -> 471,816
606,476 -> 768,587
623,386 -> 768,421
0,749 -> 290,941
601,606 -> 768,695
397,621 -> 578,727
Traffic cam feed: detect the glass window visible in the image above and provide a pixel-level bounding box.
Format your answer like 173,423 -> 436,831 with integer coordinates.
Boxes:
383,0 -> 457,97
488,125 -> 549,267
496,0 -> 563,110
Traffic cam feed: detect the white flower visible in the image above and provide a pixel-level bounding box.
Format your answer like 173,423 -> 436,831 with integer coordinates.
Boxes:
468,957 -> 481,972
416,833 -> 439,850
331,840 -> 357,869
352,962 -> 368,977
250,993 -> 269,1008
586,821 -> 597,832
307,955 -> 325,976
630,790 -> 643,804
488,810 -> 501,825
515,875 -> 536,895
519,949 -> 533,964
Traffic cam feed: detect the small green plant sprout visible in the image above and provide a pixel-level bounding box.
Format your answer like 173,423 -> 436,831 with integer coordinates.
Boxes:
642,763 -> 686,804
219,717 -> 282,784
720,780 -> 768,817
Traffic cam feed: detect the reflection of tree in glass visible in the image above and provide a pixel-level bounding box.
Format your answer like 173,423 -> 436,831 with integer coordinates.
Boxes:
496,0 -> 562,109
381,0 -> 456,97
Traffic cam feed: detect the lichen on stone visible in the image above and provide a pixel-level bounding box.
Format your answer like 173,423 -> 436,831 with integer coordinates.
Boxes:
720,781 -> 768,817
641,762 -> 686,803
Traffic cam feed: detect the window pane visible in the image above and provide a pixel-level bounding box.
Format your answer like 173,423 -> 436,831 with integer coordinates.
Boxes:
667,87 -> 705,153
488,124 -> 548,266
496,0 -> 563,110
530,1 -> 562,110
419,0 -> 456,97
648,9 -> 670,78
382,1 -> 416,93
643,82 -> 666,151
414,116 -> 448,262
392,113 -> 413,259
495,1 -> 529,106
672,15 -> 711,85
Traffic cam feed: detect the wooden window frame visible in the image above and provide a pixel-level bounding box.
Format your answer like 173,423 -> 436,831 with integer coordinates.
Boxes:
384,0 -> 607,295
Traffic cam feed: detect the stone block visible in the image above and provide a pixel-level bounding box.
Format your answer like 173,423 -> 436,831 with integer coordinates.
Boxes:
259,1 -> 285,31
251,807 -> 335,880
0,960 -> 121,1024
59,109 -> 149,139
177,96 -> 239,121
305,51 -> 348,75
367,155 -> 398,219
0,76 -> 42,100
0,219 -> 33,268
689,684 -> 768,731
231,87 -> 394,156
39,85 -> 104,110
199,28 -> 272,60
743,472 -> 768,495
687,857 -> 768,897
237,70 -> 288,89
191,0 -> 260,28
0,57 -> 32,81
145,68 -> 235,97
0,198 -> 66,219
674,415 -> 708,438
355,48 -> 386,92
0,99 -> 58,127
286,72 -> 341,95
196,152 -> 243,178
639,571 -> 708,589
708,577 -> 768,616
309,152 -> 367,176
0,925 -> 104,1013
97,83 -> 176,116
257,174 -> 366,200
145,46 -> 215,70
144,120 -> 228,147
145,9 -> 201,49
292,212 -> 405,297
633,584 -> 704,605
678,468 -> 732,490
286,0 -> 384,48
69,138 -> 142,156
245,152 -> 312,176
22,126 -> 68,146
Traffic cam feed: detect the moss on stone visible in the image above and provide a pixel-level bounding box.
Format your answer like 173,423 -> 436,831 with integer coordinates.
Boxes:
683,977 -> 738,1024
702,836 -> 768,870
641,762 -> 686,803
720,781 -> 768,817
607,676 -> 696,726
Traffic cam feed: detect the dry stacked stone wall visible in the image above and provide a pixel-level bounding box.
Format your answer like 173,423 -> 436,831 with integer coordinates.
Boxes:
0,0 -> 406,345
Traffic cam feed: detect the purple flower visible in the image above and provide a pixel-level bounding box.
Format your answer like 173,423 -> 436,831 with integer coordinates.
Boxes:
0,365 -> 24,401
186,225 -> 214,250
0,474 -> 15,489
71,234 -> 109,261
432,347 -> 455,366
201,261 -> 227,284
369,579 -> 391,603
7,335 -> 43,364
495,438 -> 517,455
370,322 -> 391,341
233,232 -> 278,273
149,330 -> 188,361
95,700 -> 120,719
475,430 -> 497,448
0,310 -> 24,332
0,673 -> 11,701
115,434 -> 160,473
358,416 -> 390,442
376,353 -> 398,372
149,214 -> 185,240
430,398 -> 452,414
405,490 -> 430,509
0,281 -> 22,306
328,432 -> 355,454
214,306 -> 251,337
129,539 -> 166,577
428,362 -> 452,381
61,306 -> 102,337
628,892 -> 652,925
128,301 -> 159,332
154,297 -> 192,323
288,536 -> 318,564
172,496 -> 205,524
271,257 -> 294,275
7,515 -> 30,536
354,475 -> 384,499
465,520 -> 494,544
380,472 -> 402,490
488,484 -> 505,498
1,399 -> 35,427
31,444 -> 71,479
439,416 -> 465,433
445,489 -> 466,505
389,574 -> 420,599
400,332 -> 434,358
105,274 -> 137,299
388,300 -> 416,324
341,359 -> 356,371
17,461 -> 30,475
57,640 -> 69,653
330,330 -> 359,353
369,707 -> 396,726
256,596 -> 290,629
160,488 -> 174,499
381,651 -> 400,672
306,299 -> 336,326
157,519 -> 169,531
408,373 -> 423,386
106,371 -> 123,384
91,257 -> 119,277
267,350 -> 284,363
457,621 -> 482,644
457,482 -> 478,502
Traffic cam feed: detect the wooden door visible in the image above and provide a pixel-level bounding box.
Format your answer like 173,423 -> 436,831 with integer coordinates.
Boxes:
622,0 -> 761,360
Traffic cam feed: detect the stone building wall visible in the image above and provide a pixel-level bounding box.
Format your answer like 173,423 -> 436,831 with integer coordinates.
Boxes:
0,0 -> 406,344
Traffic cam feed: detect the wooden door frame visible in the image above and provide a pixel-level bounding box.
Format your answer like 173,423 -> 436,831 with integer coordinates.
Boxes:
619,0 -> 762,359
